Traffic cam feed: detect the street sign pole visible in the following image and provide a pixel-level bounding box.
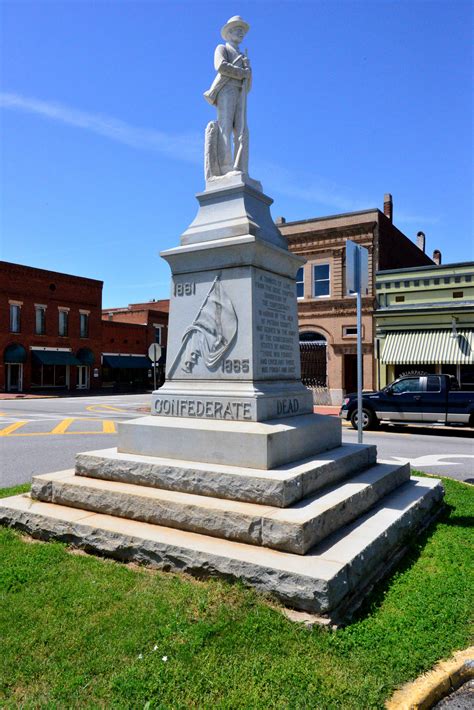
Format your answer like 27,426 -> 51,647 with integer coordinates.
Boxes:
346,240 -> 368,444
356,256 -> 363,444
153,353 -> 157,391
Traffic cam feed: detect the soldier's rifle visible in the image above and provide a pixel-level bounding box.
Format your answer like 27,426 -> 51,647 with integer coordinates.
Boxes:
234,49 -> 249,170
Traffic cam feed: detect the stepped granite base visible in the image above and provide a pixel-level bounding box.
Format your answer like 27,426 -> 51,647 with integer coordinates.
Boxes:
0,476 -> 443,623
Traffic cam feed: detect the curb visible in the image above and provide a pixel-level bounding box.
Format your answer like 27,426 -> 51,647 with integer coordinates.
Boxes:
386,647 -> 474,709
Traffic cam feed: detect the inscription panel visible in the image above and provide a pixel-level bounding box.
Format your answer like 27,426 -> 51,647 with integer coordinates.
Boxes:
151,393 -> 308,421
254,270 -> 300,380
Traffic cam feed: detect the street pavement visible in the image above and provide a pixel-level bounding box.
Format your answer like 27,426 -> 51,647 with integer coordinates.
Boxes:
0,394 -> 473,488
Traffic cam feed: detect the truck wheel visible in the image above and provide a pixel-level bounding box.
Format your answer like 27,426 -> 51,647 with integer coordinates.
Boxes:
350,408 -> 378,431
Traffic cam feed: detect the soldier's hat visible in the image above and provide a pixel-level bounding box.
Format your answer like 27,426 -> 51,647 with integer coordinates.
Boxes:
221,15 -> 250,41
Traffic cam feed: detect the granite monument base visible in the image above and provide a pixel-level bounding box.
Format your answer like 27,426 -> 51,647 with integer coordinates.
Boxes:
116,413 -> 341,469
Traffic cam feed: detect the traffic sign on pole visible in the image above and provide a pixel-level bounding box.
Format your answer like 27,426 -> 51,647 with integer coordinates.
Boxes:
148,343 -> 162,391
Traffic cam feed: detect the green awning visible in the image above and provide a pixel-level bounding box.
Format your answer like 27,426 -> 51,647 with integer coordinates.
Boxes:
381,330 -> 474,365
103,355 -> 150,369
32,350 -> 82,366
4,344 -> 27,363
77,348 -> 95,365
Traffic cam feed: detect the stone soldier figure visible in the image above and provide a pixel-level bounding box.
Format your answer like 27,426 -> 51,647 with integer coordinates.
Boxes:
204,16 -> 251,179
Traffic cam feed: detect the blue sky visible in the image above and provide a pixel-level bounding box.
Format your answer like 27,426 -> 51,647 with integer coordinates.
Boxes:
1,0 -> 472,308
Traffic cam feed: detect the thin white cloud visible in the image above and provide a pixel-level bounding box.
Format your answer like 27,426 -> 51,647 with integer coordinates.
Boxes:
255,159 -> 370,213
396,212 -> 440,226
0,91 -> 201,164
1,92 -> 440,226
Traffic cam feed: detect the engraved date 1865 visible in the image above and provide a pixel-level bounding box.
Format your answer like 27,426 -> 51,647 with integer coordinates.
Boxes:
221,358 -> 249,374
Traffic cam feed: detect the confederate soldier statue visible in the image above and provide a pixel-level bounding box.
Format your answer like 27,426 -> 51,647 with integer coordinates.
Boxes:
204,16 -> 251,180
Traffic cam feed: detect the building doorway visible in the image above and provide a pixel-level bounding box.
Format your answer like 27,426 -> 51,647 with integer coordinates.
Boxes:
77,366 -> 90,390
343,354 -> 358,395
6,363 -> 23,392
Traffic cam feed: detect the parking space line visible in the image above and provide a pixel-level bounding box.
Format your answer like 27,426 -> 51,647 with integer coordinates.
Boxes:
0,421 -> 28,436
50,418 -> 76,435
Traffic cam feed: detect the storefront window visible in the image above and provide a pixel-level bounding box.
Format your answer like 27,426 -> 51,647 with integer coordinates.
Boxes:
460,365 -> 474,391
30,364 -> 68,387
31,363 -> 42,387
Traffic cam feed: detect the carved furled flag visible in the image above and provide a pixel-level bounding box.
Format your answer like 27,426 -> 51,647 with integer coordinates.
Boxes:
178,276 -> 238,373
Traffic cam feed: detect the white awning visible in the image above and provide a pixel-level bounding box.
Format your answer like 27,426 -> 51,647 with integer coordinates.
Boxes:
381,330 -> 474,365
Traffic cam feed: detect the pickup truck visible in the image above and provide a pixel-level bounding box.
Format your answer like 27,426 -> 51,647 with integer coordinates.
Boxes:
339,374 -> 474,430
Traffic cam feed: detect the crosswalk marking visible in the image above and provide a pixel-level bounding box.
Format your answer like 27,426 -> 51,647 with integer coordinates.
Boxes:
50,418 -> 76,435
0,421 -> 28,436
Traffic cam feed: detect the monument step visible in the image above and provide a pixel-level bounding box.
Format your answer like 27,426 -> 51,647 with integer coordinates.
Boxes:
116,413 -> 342,469
0,477 -> 444,620
31,461 -> 409,554
75,443 -> 377,507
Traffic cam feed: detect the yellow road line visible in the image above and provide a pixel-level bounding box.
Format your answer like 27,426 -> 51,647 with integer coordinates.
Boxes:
11,431 -> 116,436
102,420 -> 116,433
86,404 -> 125,413
50,418 -> 76,435
0,420 -> 28,436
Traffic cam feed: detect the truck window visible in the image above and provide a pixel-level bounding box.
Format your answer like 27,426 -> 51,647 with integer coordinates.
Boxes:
426,376 -> 441,392
391,378 -> 422,394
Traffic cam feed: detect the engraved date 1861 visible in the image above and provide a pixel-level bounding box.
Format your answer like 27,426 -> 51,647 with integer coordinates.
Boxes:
221,358 -> 250,374
174,282 -> 196,297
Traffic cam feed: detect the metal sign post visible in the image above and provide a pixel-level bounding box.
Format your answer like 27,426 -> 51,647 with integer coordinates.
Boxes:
346,240 -> 369,444
148,343 -> 162,391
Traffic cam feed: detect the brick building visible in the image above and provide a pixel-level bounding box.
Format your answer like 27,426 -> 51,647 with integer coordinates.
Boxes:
1,261 -> 170,393
101,301 -> 168,389
278,195 -> 435,403
1,261 -> 103,392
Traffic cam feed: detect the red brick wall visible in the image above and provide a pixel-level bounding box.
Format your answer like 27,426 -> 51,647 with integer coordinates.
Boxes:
101,320 -> 148,355
0,261 -> 103,391
378,214 -> 435,270
102,307 -> 168,348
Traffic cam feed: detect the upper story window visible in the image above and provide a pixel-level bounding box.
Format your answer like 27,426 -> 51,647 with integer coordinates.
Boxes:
58,309 -> 69,336
313,264 -> 330,297
296,267 -> 304,299
80,313 -> 89,338
10,304 -> 21,333
35,306 -> 46,335
154,325 -> 162,344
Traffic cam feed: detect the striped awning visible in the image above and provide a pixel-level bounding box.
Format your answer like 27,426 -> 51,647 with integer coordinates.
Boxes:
381,330 -> 474,365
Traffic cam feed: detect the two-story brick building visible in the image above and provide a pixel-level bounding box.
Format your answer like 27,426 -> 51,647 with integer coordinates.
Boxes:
1,261 -> 103,392
278,195 -> 435,403
101,301 -> 168,389
1,261 -> 170,393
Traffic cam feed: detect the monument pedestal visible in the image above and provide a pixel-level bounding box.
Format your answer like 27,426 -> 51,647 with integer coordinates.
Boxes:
0,174 -> 444,623
117,413 -> 341,469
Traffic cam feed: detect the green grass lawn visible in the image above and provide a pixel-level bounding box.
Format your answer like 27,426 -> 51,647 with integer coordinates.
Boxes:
0,475 -> 472,709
